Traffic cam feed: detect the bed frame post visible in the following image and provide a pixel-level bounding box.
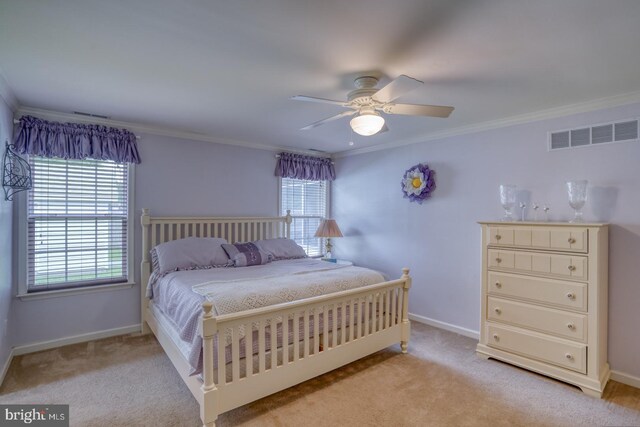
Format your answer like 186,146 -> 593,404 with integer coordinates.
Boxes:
285,209 -> 292,239
201,302 -> 219,427
400,268 -> 412,353
140,208 -> 151,334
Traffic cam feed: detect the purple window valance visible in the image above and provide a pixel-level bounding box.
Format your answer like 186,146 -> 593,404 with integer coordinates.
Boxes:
14,115 -> 141,164
275,152 -> 335,181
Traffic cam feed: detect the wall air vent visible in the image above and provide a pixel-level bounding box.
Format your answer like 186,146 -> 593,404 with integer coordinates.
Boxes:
570,128 -> 590,147
549,118 -> 638,150
592,124 -> 613,144
614,120 -> 638,141
73,111 -> 111,119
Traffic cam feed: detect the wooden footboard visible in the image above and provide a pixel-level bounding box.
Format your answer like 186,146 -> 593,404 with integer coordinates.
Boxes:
199,269 -> 411,425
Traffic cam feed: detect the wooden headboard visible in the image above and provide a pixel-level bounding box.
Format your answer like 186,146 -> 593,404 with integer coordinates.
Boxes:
139,208 -> 292,332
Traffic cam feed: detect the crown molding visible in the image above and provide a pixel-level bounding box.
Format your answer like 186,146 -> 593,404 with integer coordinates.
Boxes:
334,90 -> 640,158
15,88 -> 640,160
15,106 -> 324,157
0,69 -> 19,112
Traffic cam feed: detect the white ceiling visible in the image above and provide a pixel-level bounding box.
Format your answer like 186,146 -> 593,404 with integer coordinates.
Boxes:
1,0 -> 640,154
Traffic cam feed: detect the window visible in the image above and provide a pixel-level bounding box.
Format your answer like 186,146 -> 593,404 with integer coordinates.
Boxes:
25,156 -> 131,292
280,178 -> 328,257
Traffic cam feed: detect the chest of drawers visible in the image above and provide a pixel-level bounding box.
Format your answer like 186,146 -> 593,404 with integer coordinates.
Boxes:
476,222 -> 609,397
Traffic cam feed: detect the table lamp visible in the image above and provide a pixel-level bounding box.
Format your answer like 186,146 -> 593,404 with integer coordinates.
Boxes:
314,219 -> 343,259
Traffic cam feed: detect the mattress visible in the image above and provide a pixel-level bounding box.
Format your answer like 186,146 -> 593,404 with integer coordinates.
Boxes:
149,258 -> 385,375
149,300 -> 192,361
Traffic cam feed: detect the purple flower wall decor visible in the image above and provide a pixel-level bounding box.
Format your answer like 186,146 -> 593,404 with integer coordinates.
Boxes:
401,163 -> 436,204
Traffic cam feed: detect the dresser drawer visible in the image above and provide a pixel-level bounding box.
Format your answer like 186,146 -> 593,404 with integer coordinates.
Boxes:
489,226 -> 588,253
487,296 -> 587,342
488,271 -> 587,312
487,324 -> 587,373
488,249 -> 588,281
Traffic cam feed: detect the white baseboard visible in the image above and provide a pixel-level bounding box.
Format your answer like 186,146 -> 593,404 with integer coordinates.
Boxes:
0,348 -> 15,387
611,370 -> 640,390
4,319 -> 639,392
12,324 -> 141,356
409,312 -> 480,340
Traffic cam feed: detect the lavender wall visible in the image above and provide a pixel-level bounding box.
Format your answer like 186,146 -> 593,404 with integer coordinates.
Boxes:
332,102 -> 640,378
10,134 -> 279,347
0,97 -> 14,372
7,102 -> 639,382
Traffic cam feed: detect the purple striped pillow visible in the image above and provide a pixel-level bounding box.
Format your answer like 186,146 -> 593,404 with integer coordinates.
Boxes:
221,242 -> 270,267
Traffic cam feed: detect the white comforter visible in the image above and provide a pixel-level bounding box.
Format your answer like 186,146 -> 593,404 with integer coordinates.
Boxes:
192,259 -> 383,316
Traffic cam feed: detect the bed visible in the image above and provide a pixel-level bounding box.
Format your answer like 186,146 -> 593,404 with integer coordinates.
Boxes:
140,209 -> 412,426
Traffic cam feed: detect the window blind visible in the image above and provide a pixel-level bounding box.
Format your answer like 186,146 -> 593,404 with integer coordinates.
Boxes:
280,178 -> 327,257
27,156 -> 129,291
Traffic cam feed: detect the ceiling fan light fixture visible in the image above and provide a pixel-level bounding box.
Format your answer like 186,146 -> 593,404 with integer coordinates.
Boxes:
350,111 -> 385,136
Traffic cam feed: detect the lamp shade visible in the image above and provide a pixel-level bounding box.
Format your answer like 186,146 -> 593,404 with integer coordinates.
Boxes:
314,219 -> 343,238
350,112 -> 385,136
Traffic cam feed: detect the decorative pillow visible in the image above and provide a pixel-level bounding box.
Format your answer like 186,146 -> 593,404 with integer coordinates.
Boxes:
221,242 -> 270,267
152,237 -> 230,274
253,238 -> 308,260
150,248 -> 160,272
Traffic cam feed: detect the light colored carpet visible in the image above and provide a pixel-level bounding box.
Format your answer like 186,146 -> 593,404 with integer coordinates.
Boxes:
1,323 -> 639,426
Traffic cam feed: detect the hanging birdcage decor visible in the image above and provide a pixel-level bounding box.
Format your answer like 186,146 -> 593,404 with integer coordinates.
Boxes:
2,141 -> 32,201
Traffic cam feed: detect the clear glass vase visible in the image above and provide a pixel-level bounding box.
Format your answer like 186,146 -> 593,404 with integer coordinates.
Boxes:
499,184 -> 517,221
566,180 -> 588,223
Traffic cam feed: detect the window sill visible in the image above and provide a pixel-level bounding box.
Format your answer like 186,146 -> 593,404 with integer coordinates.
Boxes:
16,281 -> 136,301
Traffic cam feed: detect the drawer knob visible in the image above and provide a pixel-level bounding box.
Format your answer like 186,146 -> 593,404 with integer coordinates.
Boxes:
566,292 -> 576,300
494,307 -> 502,315
568,237 -> 576,244
493,334 -> 499,341
567,323 -> 576,330
495,282 -> 502,288
565,353 -> 574,360
567,265 -> 576,271
495,234 -> 502,241
495,258 -> 502,263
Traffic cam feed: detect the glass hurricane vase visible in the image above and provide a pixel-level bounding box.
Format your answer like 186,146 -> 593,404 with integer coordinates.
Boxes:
566,180 -> 588,223
499,184 -> 517,222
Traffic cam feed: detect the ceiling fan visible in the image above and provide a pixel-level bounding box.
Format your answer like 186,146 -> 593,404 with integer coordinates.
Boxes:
291,74 -> 454,136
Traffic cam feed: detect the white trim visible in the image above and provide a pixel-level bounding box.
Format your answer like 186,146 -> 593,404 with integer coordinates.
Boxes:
611,370 -> 640,390
12,324 -> 141,356
334,90 -> 640,158
0,69 -> 18,112
325,179 -> 332,219
277,176 -> 283,217
409,312 -> 480,340
16,281 -> 135,301
0,348 -> 15,386
127,163 -> 136,286
15,187 -> 27,296
15,106 -> 322,156
3,322 -> 638,394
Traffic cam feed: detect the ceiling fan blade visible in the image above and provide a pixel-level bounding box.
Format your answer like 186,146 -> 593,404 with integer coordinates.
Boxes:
371,75 -> 424,103
300,110 -> 356,130
378,123 -> 389,133
290,95 -> 348,107
384,103 -> 454,118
